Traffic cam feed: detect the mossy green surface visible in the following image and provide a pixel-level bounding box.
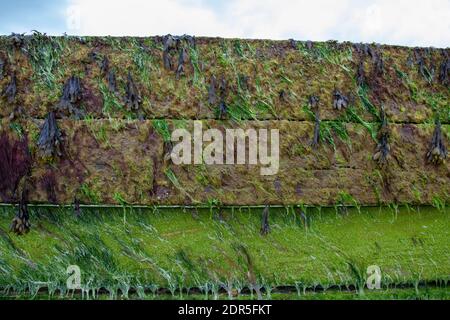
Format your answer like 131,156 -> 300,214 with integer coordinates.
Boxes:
0,205 -> 448,299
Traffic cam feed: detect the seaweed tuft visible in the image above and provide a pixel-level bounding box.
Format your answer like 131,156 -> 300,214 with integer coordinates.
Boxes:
426,120 -> 447,165
57,76 -> 84,119
2,73 -> 17,103
10,188 -> 31,235
37,111 -> 63,160
124,71 -> 142,112
373,107 -> 391,166
260,205 -> 270,236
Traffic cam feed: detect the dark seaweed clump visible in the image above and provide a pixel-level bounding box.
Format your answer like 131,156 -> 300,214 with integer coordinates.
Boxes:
125,72 -> 142,111
426,120 -> 447,165
305,40 -> 314,50
373,107 -> 391,165
0,132 -> 32,201
9,33 -> 25,49
10,188 -> 31,235
37,111 -> 63,159
100,56 -> 110,74
370,46 -> 384,76
57,76 -> 84,118
73,198 -> 81,217
333,90 -> 349,110
354,43 -> 384,86
356,61 -> 366,87
162,34 -> 195,75
176,47 -> 189,79
218,77 -> 228,119
288,39 -> 298,49
107,70 -> 117,92
438,51 -> 449,86
100,56 -> 117,92
2,73 -> 17,103
238,74 -> 249,91
413,48 -> 435,83
260,205 -> 270,236
309,95 -> 320,148
279,90 -> 289,102
0,57 -> 5,80
209,75 -> 228,119
163,34 -> 178,70
208,75 -> 218,105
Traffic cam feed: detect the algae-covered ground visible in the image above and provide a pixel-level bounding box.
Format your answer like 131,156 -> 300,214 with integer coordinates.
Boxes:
0,205 -> 448,300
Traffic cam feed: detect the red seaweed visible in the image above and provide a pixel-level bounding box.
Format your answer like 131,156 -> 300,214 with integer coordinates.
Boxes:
0,132 -> 32,202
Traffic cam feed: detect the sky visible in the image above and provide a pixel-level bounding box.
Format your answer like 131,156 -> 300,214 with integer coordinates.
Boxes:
0,0 -> 449,47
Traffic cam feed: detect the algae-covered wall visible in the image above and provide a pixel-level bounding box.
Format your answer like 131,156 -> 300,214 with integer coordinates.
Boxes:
0,33 -> 448,206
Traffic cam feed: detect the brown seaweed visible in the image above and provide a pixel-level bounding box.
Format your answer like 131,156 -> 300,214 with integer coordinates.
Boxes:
107,70 -> 117,92
0,132 -> 32,202
279,90 -> 288,102
162,34 -> 178,70
309,95 -> 319,108
426,120 -> 447,165
9,33 -> 25,49
2,73 -> 17,103
100,56 -> 110,75
0,57 -> 4,80
373,107 -> 391,166
238,74 -> 249,91
208,75 -> 217,105
373,51 -> 384,76
99,56 -> 117,92
332,90 -> 349,110
57,76 -> 84,119
356,61 -> 366,87
218,77 -> 228,119
311,109 -> 321,148
218,101 -> 227,119
309,95 -> 320,148
73,198 -> 81,217
37,111 -> 63,159
438,51 -> 449,86
260,205 -> 270,236
10,188 -> 31,235
289,39 -> 298,49
163,34 -> 196,74
176,47 -> 189,79
124,72 -> 142,111
414,48 -> 434,83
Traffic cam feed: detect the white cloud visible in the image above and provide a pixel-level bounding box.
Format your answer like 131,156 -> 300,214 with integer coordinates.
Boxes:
343,0 -> 450,47
66,0 -> 450,47
66,0 -> 238,37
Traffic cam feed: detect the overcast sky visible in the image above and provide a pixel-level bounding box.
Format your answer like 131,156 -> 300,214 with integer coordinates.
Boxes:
0,0 -> 449,47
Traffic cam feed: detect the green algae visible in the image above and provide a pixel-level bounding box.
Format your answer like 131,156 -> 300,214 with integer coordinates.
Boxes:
0,205 -> 448,299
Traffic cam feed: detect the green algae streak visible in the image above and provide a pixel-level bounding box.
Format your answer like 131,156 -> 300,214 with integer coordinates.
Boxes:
0,205 -> 448,300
